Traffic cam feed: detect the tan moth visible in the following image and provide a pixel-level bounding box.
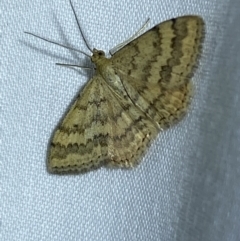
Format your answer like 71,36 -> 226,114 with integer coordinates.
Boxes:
25,1 -> 204,173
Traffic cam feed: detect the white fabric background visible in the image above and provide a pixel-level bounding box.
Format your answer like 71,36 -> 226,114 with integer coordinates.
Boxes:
1,0 -> 240,240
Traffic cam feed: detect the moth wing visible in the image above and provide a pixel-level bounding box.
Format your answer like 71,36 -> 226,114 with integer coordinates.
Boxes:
49,75 -> 157,173
112,16 -> 204,127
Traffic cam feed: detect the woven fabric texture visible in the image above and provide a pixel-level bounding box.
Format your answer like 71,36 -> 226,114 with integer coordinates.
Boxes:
1,0 -> 240,240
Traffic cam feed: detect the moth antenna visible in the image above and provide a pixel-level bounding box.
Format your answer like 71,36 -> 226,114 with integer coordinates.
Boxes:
69,0 -> 93,53
24,31 -> 91,58
56,63 -> 92,69
110,18 -> 150,55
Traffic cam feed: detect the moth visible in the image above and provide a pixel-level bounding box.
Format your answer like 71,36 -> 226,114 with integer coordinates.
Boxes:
25,1 -> 204,173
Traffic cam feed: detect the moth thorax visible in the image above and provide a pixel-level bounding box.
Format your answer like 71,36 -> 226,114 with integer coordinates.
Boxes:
91,48 -> 106,63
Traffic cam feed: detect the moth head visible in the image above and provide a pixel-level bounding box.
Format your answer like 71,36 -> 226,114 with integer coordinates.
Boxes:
91,48 -> 106,63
